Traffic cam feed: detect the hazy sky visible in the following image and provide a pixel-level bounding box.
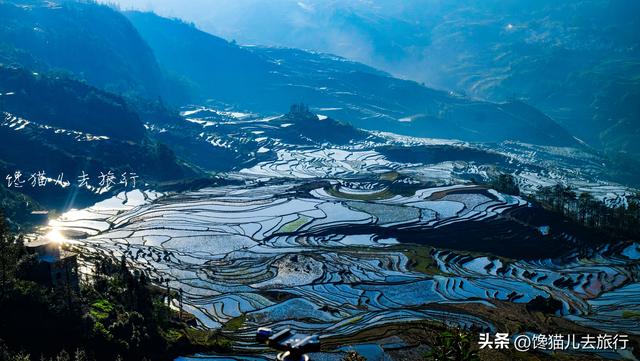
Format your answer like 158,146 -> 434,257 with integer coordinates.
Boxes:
102,0 -> 368,46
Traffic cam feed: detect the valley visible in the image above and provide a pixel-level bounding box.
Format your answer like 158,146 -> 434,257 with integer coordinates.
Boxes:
35,107 -> 640,360
0,1 -> 638,360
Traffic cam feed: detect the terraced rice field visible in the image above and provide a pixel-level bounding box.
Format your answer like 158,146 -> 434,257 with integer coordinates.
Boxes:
46,181 -> 640,357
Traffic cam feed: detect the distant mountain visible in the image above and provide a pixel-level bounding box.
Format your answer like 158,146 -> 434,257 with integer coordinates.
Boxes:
409,1 -> 640,156
119,0 -> 640,158
122,10 -> 272,107
0,0 -> 175,100
125,10 -> 577,147
0,1 -> 581,147
272,0 -> 638,158
1,0 -> 625,193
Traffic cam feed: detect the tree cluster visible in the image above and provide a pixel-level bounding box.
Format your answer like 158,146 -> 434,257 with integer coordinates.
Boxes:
534,184 -> 640,239
490,173 -> 640,240
0,214 -> 214,361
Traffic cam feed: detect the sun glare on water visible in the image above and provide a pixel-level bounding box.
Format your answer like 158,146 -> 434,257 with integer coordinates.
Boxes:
45,229 -> 67,245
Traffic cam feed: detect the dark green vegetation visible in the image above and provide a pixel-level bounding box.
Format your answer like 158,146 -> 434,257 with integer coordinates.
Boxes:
533,184 -> 640,240
493,174 -> 640,243
403,246 -> 442,275
0,215 -> 230,361
424,330 -> 479,361
0,185 -> 41,230
490,174 -> 521,196
377,145 -> 509,166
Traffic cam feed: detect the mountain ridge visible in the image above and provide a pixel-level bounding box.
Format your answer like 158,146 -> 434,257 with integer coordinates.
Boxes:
125,9 -> 578,147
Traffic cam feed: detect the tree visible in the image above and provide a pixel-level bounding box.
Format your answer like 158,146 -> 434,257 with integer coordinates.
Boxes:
577,192 -> 594,224
425,330 -> 479,361
0,214 -> 23,303
534,185 -> 640,240
563,186 -> 577,214
491,174 -> 520,196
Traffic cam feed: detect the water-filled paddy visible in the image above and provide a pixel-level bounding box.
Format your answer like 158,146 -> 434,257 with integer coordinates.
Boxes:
48,183 -> 640,356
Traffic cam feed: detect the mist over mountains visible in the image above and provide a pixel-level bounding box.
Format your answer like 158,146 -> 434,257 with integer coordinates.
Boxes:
1,0 -> 578,146
1,3 -> 640,360
0,0 -> 638,220
103,0 -> 640,157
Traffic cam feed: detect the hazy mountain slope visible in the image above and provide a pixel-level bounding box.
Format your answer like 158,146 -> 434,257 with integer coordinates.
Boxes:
0,0 -> 166,98
123,11 -> 273,106
416,0 -> 640,155
0,66 -> 197,211
115,0 -> 640,157
126,11 -> 577,147
0,1 -> 581,148
0,65 -> 145,141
